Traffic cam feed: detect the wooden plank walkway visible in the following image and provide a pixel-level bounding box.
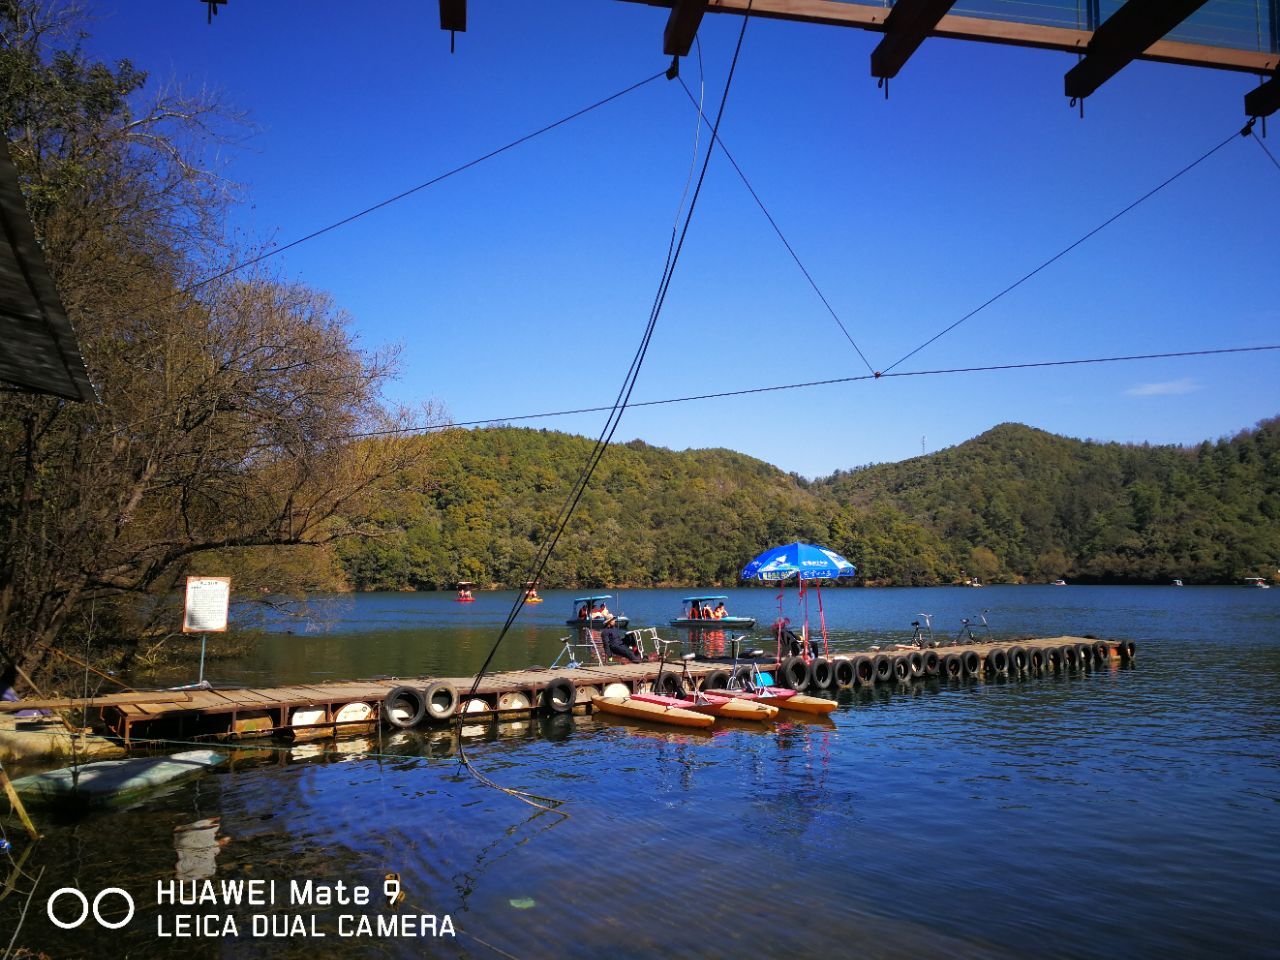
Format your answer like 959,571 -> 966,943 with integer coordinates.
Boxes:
8,634 -> 1131,751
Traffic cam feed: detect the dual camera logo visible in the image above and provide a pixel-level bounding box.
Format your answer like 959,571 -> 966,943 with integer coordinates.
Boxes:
46,887 -> 135,930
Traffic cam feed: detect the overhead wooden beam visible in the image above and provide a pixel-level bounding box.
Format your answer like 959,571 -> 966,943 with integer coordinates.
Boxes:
439,0 -> 466,33
1064,0 -> 1211,100
664,0 -> 709,56
1244,74 -> 1280,117
616,0 -> 1279,76
870,0 -> 958,80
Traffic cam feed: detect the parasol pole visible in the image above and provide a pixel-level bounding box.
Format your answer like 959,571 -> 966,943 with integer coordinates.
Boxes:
815,580 -> 830,657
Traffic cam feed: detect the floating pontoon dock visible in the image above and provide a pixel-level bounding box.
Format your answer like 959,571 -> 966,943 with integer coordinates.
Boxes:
0,635 -> 1132,751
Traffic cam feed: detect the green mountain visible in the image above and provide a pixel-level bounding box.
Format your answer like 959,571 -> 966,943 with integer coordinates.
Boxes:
336,419 -> 1280,589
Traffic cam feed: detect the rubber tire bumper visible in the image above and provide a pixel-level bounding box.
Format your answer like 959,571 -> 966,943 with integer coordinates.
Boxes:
781,656 -> 811,691
655,672 -> 684,698
1092,641 -> 1109,664
383,685 -> 427,729
809,657 -> 833,690
943,654 -> 963,678
907,651 -> 925,679
423,680 -> 459,721
985,648 -> 1009,675
852,656 -> 874,685
1008,646 -> 1028,673
892,657 -> 911,682
873,654 -> 893,683
543,677 -> 576,713
961,650 -> 981,678
832,658 -> 856,689
702,669 -> 731,691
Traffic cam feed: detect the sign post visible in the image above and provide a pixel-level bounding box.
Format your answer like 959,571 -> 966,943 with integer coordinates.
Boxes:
183,577 -> 230,686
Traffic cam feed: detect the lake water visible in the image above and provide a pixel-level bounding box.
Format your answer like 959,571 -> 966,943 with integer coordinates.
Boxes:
4,586 -> 1279,958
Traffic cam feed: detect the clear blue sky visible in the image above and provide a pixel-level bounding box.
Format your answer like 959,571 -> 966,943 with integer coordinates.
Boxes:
85,1 -> 1278,476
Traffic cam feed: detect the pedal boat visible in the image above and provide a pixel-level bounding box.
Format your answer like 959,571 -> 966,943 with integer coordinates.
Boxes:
632,690 -> 778,722
591,695 -> 715,728
701,685 -> 837,716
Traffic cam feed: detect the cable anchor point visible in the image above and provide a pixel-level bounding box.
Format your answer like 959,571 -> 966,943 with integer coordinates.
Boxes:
1241,116 -> 1257,138
666,55 -> 680,81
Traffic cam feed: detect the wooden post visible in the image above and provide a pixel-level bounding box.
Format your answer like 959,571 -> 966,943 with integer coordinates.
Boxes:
0,763 -> 40,839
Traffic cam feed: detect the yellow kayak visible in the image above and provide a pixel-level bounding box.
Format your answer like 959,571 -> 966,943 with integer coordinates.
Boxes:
632,692 -> 777,722
709,688 -> 837,716
590,695 -> 715,729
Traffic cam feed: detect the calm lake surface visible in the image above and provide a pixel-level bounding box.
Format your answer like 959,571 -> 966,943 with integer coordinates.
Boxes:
5,586 -> 1279,958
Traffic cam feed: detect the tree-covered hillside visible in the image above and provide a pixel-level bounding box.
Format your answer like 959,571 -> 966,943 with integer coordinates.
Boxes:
335,419 -> 1279,589
813,419 -> 1280,584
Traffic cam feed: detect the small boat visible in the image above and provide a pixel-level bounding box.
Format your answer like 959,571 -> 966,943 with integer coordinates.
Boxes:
706,686 -> 837,716
1171,579 -> 1184,587
455,581 -> 476,602
12,750 -> 226,809
669,595 -> 756,630
523,581 -> 544,603
590,695 -> 714,728
632,690 -> 777,722
1244,577 -> 1271,589
566,594 -> 629,629
1050,579 -> 1067,586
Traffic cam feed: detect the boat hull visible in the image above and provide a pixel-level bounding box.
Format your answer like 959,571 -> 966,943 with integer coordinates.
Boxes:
591,695 -> 714,728
707,688 -> 837,716
632,692 -> 777,721
670,617 -> 756,630
566,617 -> 629,628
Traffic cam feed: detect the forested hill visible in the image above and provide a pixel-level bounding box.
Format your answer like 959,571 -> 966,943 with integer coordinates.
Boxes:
336,420 -> 1280,589
811,419 -> 1280,584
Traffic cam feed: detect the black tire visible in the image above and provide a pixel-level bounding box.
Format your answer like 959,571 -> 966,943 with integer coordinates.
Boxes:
1092,641 -> 1109,664
1074,643 -> 1091,667
873,654 -> 893,683
732,664 -> 755,688
986,648 -> 1009,675
781,656 -> 811,691
853,656 -> 875,686
832,658 -> 856,689
423,680 -> 459,721
943,653 -> 963,678
810,657 -> 833,690
383,685 -> 426,729
1122,639 -> 1136,660
1008,646 -> 1028,673
542,677 -> 576,713
1043,647 -> 1061,671
702,669 -> 731,692
961,650 -> 981,678
921,650 -> 940,677
906,651 -> 925,679
1060,644 -> 1077,669
1026,647 -> 1043,672
892,657 -> 911,682
655,672 -> 685,698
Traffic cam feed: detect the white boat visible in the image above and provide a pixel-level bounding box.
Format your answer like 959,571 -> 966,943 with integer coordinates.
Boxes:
1171,579 -> 1184,587
1244,577 -> 1271,589
1050,579 -> 1067,587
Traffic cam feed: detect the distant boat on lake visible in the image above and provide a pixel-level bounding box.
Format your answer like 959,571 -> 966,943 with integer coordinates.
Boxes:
1172,579 -> 1184,587
1244,577 -> 1271,589
1051,579 -> 1067,586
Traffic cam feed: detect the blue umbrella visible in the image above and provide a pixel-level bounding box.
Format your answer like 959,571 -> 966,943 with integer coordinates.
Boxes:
740,542 -> 857,582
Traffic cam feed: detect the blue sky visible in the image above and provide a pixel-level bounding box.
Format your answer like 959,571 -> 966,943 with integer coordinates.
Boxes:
85,1 -> 1278,476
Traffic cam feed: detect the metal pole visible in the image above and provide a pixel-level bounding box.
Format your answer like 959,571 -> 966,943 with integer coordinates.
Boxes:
198,633 -> 207,685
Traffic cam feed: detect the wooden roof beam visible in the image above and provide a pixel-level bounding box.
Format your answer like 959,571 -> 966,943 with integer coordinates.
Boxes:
615,1 -> 1278,77
870,0 -> 958,80
439,0 -> 466,33
1244,74 -> 1280,117
1064,0 -> 1211,100
665,0 -> 709,56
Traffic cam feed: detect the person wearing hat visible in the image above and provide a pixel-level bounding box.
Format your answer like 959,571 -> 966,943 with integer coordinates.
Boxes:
600,616 -> 640,663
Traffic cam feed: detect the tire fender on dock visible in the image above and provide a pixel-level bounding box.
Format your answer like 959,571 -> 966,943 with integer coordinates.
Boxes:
655,672 -> 685,698
1026,647 -> 1043,672
907,651 -> 925,679
943,653 -> 962,678
872,654 -> 893,683
961,650 -> 981,678
986,648 -> 1009,675
384,686 -> 427,729
542,678 -> 576,714
423,680 -> 459,721
1008,646 -> 1028,673
921,650 -> 940,677
832,658 -> 855,689
781,657 -> 811,691
1091,641 -> 1109,664
892,657 -> 911,682
852,656 -> 874,685
809,657 -> 833,690
732,665 -> 754,688
702,669 -> 731,691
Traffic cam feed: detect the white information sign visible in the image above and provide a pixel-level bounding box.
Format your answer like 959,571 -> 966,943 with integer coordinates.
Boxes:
183,577 -> 231,633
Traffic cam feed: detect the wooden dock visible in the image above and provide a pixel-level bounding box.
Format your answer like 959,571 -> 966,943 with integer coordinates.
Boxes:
0,634 -> 1133,750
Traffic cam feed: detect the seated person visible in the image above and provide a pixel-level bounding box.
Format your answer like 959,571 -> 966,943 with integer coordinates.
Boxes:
577,603 -> 590,620
688,603 -> 701,620
701,604 -> 713,619
593,602 -> 611,619
713,602 -> 727,619
600,618 -> 640,663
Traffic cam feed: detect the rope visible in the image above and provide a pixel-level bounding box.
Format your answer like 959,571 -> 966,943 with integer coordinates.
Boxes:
149,71 -> 667,309
456,6 -> 756,811
880,122 -> 1247,375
